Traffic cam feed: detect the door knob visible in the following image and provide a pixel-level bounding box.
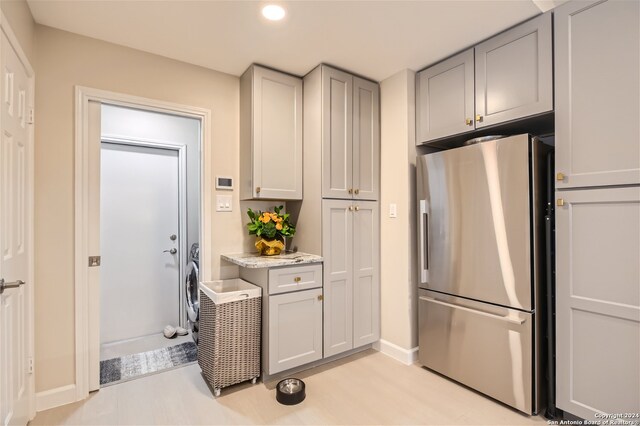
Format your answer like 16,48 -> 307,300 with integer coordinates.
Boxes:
163,248 -> 177,254
556,172 -> 565,181
348,188 -> 353,194
557,199 -> 565,207
465,118 -> 473,126
354,189 -> 360,195
475,115 -> 483,123
169,234 -> 177,241
0,278 -> 25,295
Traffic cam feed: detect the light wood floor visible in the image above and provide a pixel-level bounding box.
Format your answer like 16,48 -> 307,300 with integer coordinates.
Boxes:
31,350 -> 548,425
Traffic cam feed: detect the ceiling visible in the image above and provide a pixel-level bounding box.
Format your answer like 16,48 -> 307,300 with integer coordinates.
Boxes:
26,0 -> 562,81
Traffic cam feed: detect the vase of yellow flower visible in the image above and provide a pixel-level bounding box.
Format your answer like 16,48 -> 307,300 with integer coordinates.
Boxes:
246,205 -> 296,256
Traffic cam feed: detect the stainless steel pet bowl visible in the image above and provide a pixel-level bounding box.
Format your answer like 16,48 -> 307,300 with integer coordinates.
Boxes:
276,378 -> 306,405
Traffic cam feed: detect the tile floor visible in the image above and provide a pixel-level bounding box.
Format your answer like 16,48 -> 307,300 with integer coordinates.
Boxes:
32,349 -> 549,425
100,332 -> 193,361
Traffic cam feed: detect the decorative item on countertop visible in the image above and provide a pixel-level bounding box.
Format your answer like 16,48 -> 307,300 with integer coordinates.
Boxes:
247,205 -> 296,256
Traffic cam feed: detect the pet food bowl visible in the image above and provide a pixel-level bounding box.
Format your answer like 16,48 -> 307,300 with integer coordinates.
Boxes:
276,378 -> 305,405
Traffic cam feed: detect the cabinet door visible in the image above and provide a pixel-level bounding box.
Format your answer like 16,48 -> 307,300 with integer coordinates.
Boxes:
322,199 -> 353,357
475,13 -> 552,129
322,66 -> 353,199
555,0 -> 640,188
352,78 -> 380,201
268,288 -> 323,374
253,66 -> 303,199
352,201 -> 380,347
416,49 -> 474,144
556,187 -> 640,420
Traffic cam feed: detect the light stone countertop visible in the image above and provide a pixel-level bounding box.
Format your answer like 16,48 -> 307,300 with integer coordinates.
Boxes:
221,251 -> 323,269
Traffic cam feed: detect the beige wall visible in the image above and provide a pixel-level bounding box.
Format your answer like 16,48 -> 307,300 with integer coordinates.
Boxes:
379,69 -> 418,350
0,0 -> 35,66
34,25 -> 272,393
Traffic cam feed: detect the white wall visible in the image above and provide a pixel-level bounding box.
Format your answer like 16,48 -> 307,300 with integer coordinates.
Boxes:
101,104 -> 201,254
379,69 -> 418,358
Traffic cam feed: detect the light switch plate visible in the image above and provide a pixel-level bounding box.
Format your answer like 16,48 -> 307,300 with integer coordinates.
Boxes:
216,195 -> 232,212
389,203 -> 397,218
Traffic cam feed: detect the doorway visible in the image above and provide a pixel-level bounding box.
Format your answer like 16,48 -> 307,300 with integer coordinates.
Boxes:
96,103 -> 202,387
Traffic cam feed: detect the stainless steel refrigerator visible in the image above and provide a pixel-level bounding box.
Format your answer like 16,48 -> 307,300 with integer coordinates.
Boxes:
416,134 -> 549,415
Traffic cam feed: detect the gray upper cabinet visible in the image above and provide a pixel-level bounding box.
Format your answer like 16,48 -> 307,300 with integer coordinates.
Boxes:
416,13 -> 553,144
322,67 -> 353,199
353,77 -> 380,201
416,49 -> 474,143
555,186 -> 640,420
319,65 -> 380,200
475,13 -> 552,128
555,0 -> 640,188
240,65 -> 303,200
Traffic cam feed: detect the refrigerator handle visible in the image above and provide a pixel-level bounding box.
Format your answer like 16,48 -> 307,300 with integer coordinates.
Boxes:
419,199 -> 429,284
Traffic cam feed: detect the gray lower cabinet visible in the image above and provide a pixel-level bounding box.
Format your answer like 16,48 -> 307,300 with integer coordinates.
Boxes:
416,13 -> 552,144
322,199 -> 380,358
555,187 -> 640,419
554,0 -> 640,188
240,263 -> 323,376
268,288 -> 323,375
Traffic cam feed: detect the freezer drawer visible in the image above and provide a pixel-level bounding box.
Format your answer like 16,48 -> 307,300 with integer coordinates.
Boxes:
418,289 -> 536,414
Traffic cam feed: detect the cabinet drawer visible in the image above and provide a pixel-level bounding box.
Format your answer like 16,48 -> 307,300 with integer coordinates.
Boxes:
268,264 -> 322,295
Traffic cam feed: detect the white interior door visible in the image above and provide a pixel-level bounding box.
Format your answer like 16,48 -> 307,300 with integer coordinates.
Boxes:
100,143 -> 180,345
0,30 -> 33,426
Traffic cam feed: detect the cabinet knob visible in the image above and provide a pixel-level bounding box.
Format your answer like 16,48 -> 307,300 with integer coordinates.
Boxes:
317,294 -> 324,301
354,206 -> 360,211
256,187 -> 261,194
557,172 -> 565,181
475,115 -> 483,123
293,277 -> 301,283
348,188 -> 353,194
557,198 -> 565,207
465,118 -> 473,126
354,189 -> 360,195
348,206 -> 354,211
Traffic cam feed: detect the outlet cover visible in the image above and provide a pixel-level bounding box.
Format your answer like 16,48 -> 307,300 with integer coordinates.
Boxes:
216,195 -> 232,212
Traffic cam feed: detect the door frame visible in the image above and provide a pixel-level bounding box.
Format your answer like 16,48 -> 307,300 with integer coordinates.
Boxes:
0,11 -> 36,422
74,86 -> 212,399
101,136 -> 189,329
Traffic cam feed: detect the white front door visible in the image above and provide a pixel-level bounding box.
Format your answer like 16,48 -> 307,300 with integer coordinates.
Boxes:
100,143 -> 180,344
0,30 -> 33,426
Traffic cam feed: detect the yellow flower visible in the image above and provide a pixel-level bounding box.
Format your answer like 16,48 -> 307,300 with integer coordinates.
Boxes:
260,213 -> 271,223
270,213 -> 278,221
276,223 -> 283,231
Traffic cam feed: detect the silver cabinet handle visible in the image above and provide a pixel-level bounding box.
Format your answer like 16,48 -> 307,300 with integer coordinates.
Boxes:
419,296 -> 526,325
0,278 -> 26,295
419,200 -> 429,284
163,248 -> 177,254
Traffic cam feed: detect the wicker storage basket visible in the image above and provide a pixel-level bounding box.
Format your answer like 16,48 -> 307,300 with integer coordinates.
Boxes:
197,279 -> 261,396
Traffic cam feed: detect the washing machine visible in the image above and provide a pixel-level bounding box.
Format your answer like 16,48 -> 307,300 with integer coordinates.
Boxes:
185,243 -> 200,343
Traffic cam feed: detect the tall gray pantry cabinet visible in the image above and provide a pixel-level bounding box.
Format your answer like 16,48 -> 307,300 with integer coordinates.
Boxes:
554,0 -> 640,420
293,64 -> 381,358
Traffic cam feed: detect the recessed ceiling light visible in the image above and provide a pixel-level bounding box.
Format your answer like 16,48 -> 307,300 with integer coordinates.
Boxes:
262,4 -> 286,21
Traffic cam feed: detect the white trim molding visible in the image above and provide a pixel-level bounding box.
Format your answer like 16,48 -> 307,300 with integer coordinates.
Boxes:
36,385 -> 77,413
74,86 -> 212,404
373,339 -> 418,366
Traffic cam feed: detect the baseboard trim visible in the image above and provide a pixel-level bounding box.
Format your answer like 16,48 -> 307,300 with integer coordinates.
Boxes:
373,339 -> 418,365
36,384 -> 77,412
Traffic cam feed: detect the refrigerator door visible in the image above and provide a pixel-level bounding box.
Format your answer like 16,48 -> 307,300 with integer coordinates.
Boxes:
416,134 -> 533,310
418,289 -> 535,414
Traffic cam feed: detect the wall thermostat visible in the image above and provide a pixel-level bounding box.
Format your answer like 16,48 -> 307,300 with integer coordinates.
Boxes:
216,176 -> 233,190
